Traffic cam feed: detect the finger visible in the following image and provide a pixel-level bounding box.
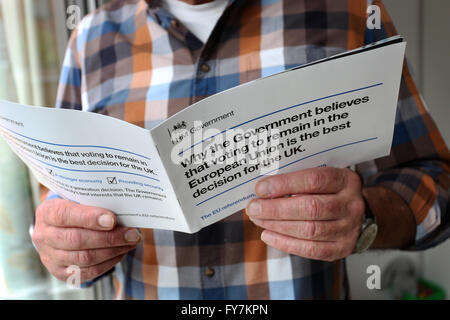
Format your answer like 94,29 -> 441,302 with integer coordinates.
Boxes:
246,194 -> 343,220
39,199 -> 116,231
45,226 -> 142,250
250,218 -> 348,241
56,253 -> 126,283
81,253 -> 126,283
255,167 -> 348,198
79,253 -> 127,284
261,230 -> 350,262
51,244 -> 138,268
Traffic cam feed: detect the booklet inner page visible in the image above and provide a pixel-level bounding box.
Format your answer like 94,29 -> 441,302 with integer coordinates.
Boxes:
0,101 -> 188,232
150,42 -> 406,233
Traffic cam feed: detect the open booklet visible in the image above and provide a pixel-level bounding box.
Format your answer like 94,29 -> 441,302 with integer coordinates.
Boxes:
0,36 -> 406,233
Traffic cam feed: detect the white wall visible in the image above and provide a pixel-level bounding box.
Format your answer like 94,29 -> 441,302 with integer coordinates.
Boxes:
347,0 -> 450,299
419,0 -> 450,297
422,1 -> 450,142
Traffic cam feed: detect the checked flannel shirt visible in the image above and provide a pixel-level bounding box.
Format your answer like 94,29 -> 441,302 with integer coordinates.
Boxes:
51,0 -> 450,299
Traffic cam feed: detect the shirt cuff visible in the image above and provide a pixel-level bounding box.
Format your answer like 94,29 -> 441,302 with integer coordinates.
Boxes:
45,190 -> 63,201
364,167 -> 448,250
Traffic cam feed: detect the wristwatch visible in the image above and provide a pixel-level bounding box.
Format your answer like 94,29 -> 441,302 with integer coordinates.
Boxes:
354,196 -> 378,253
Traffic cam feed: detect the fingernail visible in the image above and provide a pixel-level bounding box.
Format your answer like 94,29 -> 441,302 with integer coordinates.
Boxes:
247,201 -> 262,217
257,181 -> 272,197
261,230 -> 271,243
98,214 -> 114,228
125,229 -> 141,242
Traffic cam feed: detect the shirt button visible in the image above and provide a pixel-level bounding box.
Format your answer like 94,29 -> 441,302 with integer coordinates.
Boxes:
205,267 -> 215,278
200,63 -> 211,73
171,19 -> 178,28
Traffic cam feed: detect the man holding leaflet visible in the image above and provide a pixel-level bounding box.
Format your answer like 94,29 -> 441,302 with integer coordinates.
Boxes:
32,0 -> 450,299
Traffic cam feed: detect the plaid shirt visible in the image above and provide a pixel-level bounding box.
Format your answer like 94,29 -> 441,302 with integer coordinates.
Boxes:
54,0 -> 450,299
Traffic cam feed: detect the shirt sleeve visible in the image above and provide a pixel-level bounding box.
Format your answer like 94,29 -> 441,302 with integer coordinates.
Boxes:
56,27 -> 83,110
41,26 -> 116,287
39,28 -> 83,206
356,0 -> 450,250
39,28 -> 83,203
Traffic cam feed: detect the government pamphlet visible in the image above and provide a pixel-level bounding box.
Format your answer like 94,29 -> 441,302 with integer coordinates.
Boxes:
0,36 -> 406,233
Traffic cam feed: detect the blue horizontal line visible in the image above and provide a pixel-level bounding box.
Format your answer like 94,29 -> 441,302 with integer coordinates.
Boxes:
195,137 -> 378,206
179,82 -> 383,156
0,123 -> 151,161
44,161 -> 159,182
14,147 -> 160,183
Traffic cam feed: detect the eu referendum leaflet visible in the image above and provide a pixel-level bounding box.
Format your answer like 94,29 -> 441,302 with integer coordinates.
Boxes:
0,37 -> 406,233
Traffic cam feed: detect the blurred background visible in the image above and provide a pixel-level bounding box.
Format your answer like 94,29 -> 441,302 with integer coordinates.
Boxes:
0,0 -> 448,300
347,0 -> 450,300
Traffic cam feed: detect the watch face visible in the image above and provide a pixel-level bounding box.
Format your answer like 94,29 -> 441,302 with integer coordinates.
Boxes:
355,223 -> 378,253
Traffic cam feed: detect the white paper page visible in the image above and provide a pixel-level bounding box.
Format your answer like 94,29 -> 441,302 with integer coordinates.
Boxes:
0,101 -> 189,232
150,42 -> 406,233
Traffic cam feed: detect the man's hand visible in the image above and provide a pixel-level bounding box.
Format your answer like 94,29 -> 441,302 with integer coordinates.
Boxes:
32,199 -> 141,284
246,167 -> 365,262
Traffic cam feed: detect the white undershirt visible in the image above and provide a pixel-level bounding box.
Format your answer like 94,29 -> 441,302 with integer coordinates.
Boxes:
161,0 -> 228,43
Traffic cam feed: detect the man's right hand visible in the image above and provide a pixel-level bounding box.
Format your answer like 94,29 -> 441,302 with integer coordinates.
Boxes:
32,199 -> 141,284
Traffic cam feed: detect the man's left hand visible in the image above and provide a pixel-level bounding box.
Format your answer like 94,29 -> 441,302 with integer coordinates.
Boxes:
246,167 -> 366,261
